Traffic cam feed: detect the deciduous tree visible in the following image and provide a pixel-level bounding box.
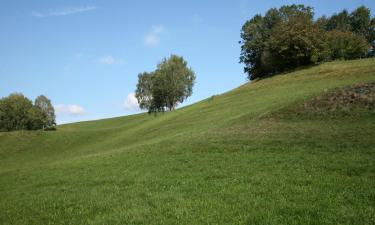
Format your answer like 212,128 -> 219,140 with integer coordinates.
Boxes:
135,55 -> 195,114
35,95 -> 56,129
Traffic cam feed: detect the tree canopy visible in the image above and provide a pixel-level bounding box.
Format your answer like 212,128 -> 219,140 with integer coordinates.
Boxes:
135,55 -> 195,114
240,5 -> 375,80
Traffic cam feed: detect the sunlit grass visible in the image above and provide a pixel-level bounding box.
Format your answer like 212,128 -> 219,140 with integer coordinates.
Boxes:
1,59 -> 375,224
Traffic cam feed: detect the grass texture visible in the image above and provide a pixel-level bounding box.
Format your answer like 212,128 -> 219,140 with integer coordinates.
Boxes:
1,59 -> 375,224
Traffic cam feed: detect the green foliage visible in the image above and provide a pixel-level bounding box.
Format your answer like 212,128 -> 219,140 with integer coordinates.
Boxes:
0,93 -> 56,131
135,55 -> 196,114
135,72 -> 154,111
240,5 -> 375,80
154,55 -> 195,111
325,9 -> 351,32
0,93 -> 34,131
35,95 -> 56,129
240,5 -> 326,80
326,30 -> 369,60
320,6 -> 375,57
349,6 -> 374,43
267,14 -> 327,71
1,59 -> 375,224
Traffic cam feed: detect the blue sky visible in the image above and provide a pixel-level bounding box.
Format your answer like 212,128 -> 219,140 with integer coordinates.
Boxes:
1,0 -> 374,124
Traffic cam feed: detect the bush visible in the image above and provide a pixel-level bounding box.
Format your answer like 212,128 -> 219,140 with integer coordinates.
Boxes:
326,30 -> 369,60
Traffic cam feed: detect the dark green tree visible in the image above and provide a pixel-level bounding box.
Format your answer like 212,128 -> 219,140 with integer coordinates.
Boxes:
240,4 -> 326,80
0,93 -> 34,131
239,14 -> 267,79
349,6 -> 374,43
326,10 -> 351,32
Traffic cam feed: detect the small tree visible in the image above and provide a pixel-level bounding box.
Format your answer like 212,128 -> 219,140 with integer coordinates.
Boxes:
154,55 -> 195,111
135,55 -> 196,114
135,72 -> 154,111
34,95 -> 56,129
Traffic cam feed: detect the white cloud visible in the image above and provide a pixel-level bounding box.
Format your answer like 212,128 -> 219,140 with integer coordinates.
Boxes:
97,56 -> 123,65
55,104 -> 86,116
144,34 -> 160,46
123,93 -> 140,111
144,25 -> 165,46
32,6 -> 97,18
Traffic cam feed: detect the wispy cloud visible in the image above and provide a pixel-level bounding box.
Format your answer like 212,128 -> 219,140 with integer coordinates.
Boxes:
144,25 -> 165,47
97,56 -> 123,65
123,93 -> 140,111
32,6 -> 97,18
144,35 -> 160,46
55,104 -> 86,116
152,25 -> 164,34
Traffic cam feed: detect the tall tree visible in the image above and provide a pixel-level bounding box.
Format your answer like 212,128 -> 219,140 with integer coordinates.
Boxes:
326,10 -> 351,32
349,6 -> 374,43
239,14 -> 267,79
34,95 -> 56,129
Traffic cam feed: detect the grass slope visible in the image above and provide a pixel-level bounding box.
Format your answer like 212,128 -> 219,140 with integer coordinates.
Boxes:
1,59 -> 375,225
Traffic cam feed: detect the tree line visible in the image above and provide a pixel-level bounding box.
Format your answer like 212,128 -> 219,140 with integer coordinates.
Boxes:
240,5 -> 375,80
0,93 -> 56,131
135,55 -> 196,114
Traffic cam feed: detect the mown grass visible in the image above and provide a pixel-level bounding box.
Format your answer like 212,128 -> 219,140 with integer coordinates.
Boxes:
1,59 -> 375,224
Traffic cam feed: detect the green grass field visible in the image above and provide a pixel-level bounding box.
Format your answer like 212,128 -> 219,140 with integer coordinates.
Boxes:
1,59 -> 375,225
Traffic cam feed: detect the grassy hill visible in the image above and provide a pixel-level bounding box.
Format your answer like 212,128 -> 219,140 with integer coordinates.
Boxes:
1,59 -> 375,225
